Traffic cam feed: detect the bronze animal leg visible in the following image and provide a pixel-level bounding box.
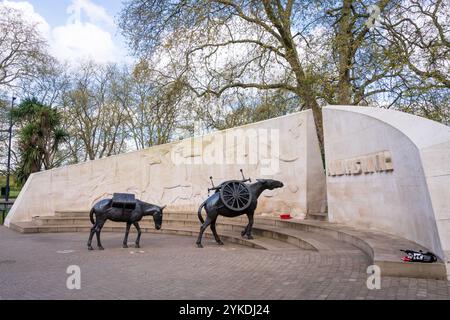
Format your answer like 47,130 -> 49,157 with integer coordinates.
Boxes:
123,222 -> 131,248
87,225 -> 96,250
210,218 -> 223,245
241,224 -> 248,237
242,212 -> 254,240
196,215 -> 213,248
95,219 -> 106,250
133,222 -> 142,248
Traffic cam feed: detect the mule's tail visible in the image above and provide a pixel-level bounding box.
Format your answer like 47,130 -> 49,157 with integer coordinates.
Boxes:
197,201 -> 206,224
89,207 -> 95,225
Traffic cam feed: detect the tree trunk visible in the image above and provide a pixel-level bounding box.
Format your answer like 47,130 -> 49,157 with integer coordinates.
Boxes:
283,47 -> 325,165
298,84 -> 324,164
261,1 -> 326,165
336,0 -> 353,105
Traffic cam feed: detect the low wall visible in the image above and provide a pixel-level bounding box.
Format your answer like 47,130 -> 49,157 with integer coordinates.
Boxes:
5,110 -> 327,226
323,106 -> 450,277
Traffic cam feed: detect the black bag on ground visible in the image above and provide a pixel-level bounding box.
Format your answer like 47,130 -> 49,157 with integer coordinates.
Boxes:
111,193 -> 136,210
401,249 -> 437,263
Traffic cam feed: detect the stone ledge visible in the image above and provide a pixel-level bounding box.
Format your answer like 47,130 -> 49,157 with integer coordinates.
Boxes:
9,221 -> 300,251
258,217 -> 448,280
27,214 -> 342,252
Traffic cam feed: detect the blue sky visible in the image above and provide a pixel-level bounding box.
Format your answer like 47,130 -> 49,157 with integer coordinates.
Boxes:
1,0 -> 133,64
25,0 -> 124,26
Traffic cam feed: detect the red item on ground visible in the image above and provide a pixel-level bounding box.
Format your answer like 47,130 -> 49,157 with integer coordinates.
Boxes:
402,256 -> 412,262
280,214 -> 292,220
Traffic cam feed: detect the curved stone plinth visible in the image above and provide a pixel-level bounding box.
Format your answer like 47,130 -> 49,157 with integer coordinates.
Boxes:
10,209 -> 447,279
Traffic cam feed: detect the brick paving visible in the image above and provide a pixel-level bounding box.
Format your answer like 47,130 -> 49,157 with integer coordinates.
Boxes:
0,226 -> 449,300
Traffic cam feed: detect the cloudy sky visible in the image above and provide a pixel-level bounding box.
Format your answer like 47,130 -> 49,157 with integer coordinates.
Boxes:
2,0 -> 132,64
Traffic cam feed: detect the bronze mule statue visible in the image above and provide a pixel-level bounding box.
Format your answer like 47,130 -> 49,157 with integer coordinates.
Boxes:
87,195 -> 165,250
196,171 -> 283,248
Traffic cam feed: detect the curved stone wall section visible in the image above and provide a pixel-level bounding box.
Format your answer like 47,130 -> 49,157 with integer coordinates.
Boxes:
323,106 -> 450,276
6,110 -> 326,226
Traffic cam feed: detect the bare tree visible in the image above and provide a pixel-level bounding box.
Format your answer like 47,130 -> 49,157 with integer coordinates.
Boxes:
382,0 -> 449,88
15,59 -> 193,165
61,62 -> 129,161
0,5 -> 48,89
119,0 -> 409,160
126,60 -> 192,149
195,87 -> 300,130
19,56 -> 71,107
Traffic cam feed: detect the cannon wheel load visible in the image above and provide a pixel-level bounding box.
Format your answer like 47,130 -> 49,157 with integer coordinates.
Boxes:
220,180 -> 252,211
208,169 -> 253,211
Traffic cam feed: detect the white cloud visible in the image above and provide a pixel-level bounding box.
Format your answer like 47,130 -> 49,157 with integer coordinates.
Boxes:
66,0 -> 114,27
1,0 -> 126,64
51,22 -> 119,64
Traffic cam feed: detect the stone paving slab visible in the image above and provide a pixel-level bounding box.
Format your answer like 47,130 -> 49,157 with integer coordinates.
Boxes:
0,226 -> 449,300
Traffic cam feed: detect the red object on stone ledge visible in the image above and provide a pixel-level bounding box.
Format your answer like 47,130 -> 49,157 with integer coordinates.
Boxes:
280,214 -> 292,220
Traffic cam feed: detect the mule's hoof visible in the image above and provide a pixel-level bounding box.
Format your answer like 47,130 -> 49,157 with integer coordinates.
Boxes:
242,235 -> 254,240
98,246 -> 104,250
123,244 -> 128,248
135,244 -> 140,248
217,241 -> 224,245
88,246 -> 93,251
197,243 -> 203,248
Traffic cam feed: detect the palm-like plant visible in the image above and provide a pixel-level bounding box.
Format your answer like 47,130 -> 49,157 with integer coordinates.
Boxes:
12,98 -> 68,184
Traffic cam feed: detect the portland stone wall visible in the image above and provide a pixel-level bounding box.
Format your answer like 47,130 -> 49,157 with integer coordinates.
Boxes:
6,110 -> 327,226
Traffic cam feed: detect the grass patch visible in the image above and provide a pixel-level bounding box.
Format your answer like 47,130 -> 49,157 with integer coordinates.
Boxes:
0,208 -> 9,225
9,190 -> 20,198
0,176 -> 21,199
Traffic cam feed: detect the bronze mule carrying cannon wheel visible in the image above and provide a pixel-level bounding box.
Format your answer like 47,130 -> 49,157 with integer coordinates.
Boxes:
208,169 -> 252,212
197,169 -> 284,248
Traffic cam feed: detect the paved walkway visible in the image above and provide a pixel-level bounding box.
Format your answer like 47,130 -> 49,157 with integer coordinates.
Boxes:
0,226 -> 449,299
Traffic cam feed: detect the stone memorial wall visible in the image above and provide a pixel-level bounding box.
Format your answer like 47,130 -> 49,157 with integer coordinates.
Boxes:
5,109 -> 327,226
